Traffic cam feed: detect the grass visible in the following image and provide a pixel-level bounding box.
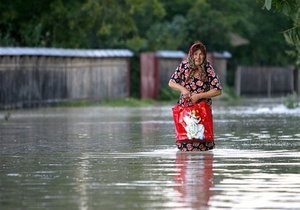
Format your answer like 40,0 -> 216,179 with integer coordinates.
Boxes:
54,97 -> 160,107
54,86 -> 242,108
1,86 -> 241,110
98,98 -> 157,107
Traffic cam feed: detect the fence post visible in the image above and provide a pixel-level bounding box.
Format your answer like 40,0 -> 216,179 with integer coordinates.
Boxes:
267,68 -> 271,98
235,66 -> 241,96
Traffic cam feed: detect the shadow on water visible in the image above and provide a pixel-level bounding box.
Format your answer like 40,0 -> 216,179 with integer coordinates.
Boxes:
0,100 -> 300,209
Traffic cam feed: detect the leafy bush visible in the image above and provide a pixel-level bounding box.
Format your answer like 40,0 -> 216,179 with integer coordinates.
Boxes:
158,86 -> 179,101
284,92 -> 299,109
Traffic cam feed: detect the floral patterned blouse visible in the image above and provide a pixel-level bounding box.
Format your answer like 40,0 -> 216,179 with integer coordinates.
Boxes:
170,60 -> 222,105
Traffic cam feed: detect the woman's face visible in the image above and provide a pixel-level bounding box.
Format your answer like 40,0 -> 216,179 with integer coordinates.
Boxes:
192,49 -> 205,66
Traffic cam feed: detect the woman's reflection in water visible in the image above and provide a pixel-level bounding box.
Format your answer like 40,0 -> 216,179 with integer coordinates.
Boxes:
174,151 -> 214,208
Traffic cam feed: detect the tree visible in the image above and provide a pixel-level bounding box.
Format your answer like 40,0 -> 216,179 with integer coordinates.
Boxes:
0,0 -> 292,66
262,0 -> 300,65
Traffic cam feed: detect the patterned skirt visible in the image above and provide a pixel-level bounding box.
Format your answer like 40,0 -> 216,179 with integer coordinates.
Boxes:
176,140 -> 215,152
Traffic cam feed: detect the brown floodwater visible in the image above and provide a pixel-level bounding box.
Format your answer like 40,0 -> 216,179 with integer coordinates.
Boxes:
1,99 -> 299,209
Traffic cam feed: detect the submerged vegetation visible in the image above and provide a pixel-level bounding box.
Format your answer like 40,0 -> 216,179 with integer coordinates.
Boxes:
284,92 -> 299,109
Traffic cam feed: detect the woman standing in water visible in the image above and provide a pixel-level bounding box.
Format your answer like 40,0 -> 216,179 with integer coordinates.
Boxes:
168,40 -> 222,151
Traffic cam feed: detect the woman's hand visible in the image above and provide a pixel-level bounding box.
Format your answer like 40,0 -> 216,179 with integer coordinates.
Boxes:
190,93 -> 201,103
168,80 -> 191,99
181,89 -> 191,99
190,89 -> 222,103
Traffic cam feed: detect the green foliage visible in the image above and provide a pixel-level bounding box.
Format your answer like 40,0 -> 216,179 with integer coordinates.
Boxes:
220,86 -> 242,105
98,98 -> 156,107
284,92 -> 299,109
262,0 -> 300,66
55,99 -> 100,107
4,111 -> 11,121
146,15 -> 188,50
55,98 -> 156,107
263,0 -> 272,10
262,0 -> 297,15
0,0 -> 291,57
185,0 -> 231,51
158,86 -> 179,101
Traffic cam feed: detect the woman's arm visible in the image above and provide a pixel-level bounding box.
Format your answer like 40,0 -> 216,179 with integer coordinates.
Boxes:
168,80 -> 190,98
190,89 -> 222,103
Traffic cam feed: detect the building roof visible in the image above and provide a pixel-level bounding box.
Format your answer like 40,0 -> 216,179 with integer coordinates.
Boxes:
0,47 -> 134,57
229,32 -> 249,47
156,50 -> 186,58
212,51 -> 232,59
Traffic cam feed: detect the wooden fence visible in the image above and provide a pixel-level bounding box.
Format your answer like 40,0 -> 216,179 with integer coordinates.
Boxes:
140,51 -> 231,99
0,48 -> 133,109
1,47 -> 297,109
140,51 -> 186,99
235,66 -> 295,96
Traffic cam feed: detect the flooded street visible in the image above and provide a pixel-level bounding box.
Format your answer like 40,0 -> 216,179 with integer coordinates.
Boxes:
1,99 -> 300,210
